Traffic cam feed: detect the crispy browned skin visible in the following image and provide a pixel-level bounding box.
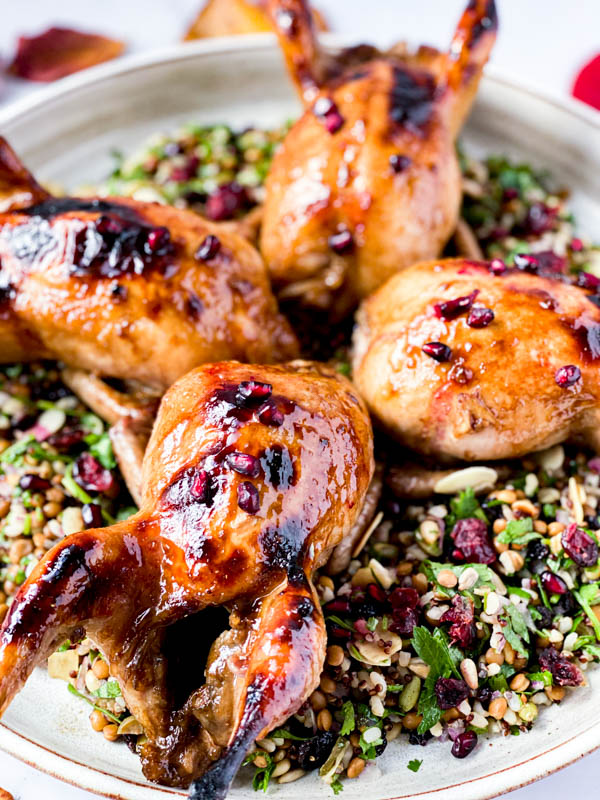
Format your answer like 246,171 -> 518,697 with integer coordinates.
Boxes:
353,257 -> 600,461
261,0 -> 497,312
184,0 -> 327,40
0,139 -> 297,390
0,361 -> 374,797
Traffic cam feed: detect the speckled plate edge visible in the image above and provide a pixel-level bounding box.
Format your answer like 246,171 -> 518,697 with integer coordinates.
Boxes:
0,33 -> 598,800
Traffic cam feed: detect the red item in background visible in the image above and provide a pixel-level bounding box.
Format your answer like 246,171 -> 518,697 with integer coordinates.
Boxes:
572,53 -> 600,110
8,27 -> 125,82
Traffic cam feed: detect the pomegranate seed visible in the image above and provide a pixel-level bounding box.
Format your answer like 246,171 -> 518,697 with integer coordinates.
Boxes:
82,503 -> 104,529
441,595 -> 475,648
467,307 -> 495,327
434,290 -> 479,320
576,271 -> 600,290
236,381 -> 272,406
489,258 -> 506,275
19,474 -> 51,492
555,365 -> 581,388
523,202 -> 558,235
195,234 -> 221,261
451,731 -> 477,759
540,570 -> 568,595
205,182 -> 247,221
325,598 -> 351,614
73,454 -> 116,494
225,452 -> 261,478
514,253 -> 539,273
95,215 -> 125,235
144,227 -> 171,255
257,400 -> 284,427
190,469 -> 210,500
422,342 -> 452,362
389,154 -> 411,173
561,523 -> 599,567
237,481 -> 259,514
328,230 -> 354,254
313,96 -> 344,133
570,238 -> 584,252
367,583 -> 387,603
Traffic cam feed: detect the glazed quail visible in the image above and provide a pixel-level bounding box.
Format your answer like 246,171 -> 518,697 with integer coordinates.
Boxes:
260,0 -> 498,312
0,138 -> 298,391
0,360 -> 374,798
353,256 -> 600,461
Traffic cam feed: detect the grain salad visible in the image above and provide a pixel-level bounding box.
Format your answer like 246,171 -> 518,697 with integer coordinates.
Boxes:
2,121 -> 596,794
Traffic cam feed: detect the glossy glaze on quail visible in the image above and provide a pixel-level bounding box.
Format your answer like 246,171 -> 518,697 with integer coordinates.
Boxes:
0,139 -> 298,389
261,0 -> 497,311
353,257 -> 600,461
0,361 -> 374,797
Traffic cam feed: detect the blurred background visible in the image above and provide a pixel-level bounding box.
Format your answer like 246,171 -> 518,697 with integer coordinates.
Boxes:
0,1 -> 599,799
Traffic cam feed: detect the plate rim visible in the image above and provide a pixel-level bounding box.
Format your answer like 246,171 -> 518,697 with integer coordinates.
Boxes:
0,32 -> 599,800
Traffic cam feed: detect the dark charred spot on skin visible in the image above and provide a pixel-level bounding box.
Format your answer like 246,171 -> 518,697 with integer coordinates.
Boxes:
261,445 -> 295,489
162,465 -> 218,510
110,282 -> 127,301
313,97 -> 345,134
11,197 -> 176,279
260,520 -> 305,575
186,293 -> 204,319
467,0 -> 498,46
287,595 -> 316,633
389,154 -> 411,174
389,66 -> 436,134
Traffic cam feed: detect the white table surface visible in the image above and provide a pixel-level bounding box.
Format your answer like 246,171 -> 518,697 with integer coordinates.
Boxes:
0,1 -> 599,799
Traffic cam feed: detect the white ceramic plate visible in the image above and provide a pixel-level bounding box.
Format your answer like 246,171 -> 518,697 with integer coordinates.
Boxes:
0,34 -> 599,800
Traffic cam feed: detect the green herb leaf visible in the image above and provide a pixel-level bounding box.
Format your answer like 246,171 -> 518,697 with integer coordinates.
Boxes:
496,518 -> 540,547
62,463 -> 94,504
331,777 -> 344,795
574,583 -> 600,641
526,670 -> 552,686
449,488 -> 487,525
87,433 -> 116,469
270,728 -> 310,741
407,759 -> 423,773
501,604 -> 530,658
325,615 -> 355,632
93,678 -> 121,699
67,683 -> 122,724
339,701 -> 355,736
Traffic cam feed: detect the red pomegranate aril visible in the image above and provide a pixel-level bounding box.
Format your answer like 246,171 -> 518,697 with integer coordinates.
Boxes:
313,96 -> 344,133
367,583 -> 387,603
555,365 -> 581,388
540,570 -> 568,595
19,473 -> 51,492
72,453 -> 116,494
190,469 -> 209,500
96,215 -> 125,235
561,523 -> 599,567
225,452 -> 261,478
195,234 -> 221,261
576,271 -> 600,290
325,598 -> 352,615
205,182 -> 247,221
82,502 -> 104,529
489,258 -> 506,275
257,400 -> 285,427
570,238 -> 584,252
328,230 -> 354,255
237,481 -> 260,514
434,290 -> 478,320
467,306 -> 495,328
422,342 -> 452,362
451,731 -> 477,759
236,381 -> 273,406
389,154 -> 411,173
144,227 -> 170,255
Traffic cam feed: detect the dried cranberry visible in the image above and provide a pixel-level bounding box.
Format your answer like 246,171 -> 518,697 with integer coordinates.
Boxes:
72,454 -> 116,494
328,230 -> 354,254
451,730 -> 477,759
538,647 -> 583,686
555,365 -> 581,388
195,234 -> 221,261
46,426 -> 85,451
451,517 -> 495,564
237,481 -> 259,514
467,307 -> 495,328
535,605 -> 553,629
329,625 -> 352,640
489,258 -> 506,275
389,587 -> 420,610
235,381 -> 272,406
170,156 -> 199,182
19,474 -> 51,492
225,452 -> 261,478
257,399 -> 285,427
292,730 -> 337,771
422,342 -> 452,362
144,227 -> 171,255
205,182 -> 247,221
389,587 -> 420,635
389,154 -> 411,173
434,290 -> 478,320
82,502 -> 104,529
522,202 -> 558,235
313,96 -> 344,133
441,595 -> 476,648
561,523 -> 599,567
435,677 -> 469,710
540,571 -> 568,595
